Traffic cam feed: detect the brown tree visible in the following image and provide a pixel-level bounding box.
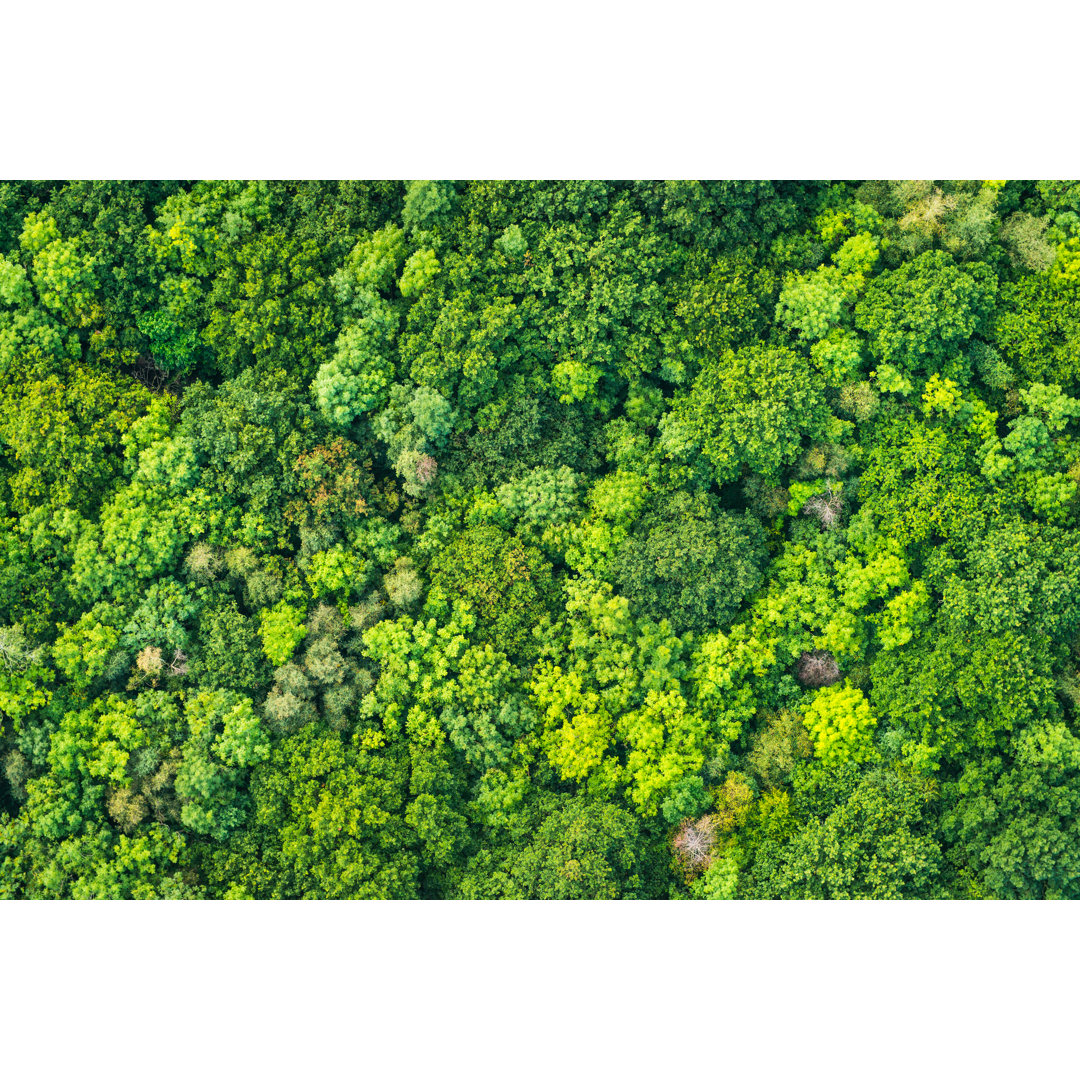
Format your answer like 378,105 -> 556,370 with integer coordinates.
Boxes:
796,649 -> 841,687
672,815 -> 716,878
801,482 -> 845,530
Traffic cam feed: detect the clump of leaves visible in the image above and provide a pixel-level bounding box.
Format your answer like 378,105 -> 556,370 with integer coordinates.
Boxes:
307,603 -> 345,644
262,662 -> 318,735
1000,212 -> 1056,272
797,443 -> 851,480
0,625 -> 41,673
747,710 -> 814,791
743,474 -> 790,519
184,542 -> 224,584
130,645 -> 188,689
712,774 -> 755,834
384,557 -> 423,610
106,749 -> 184,833
287,438 -> 371,527
1058,671 -> 1080,715
613,491 -> 766,636
107,786 -> 151,833
3,749 -> 31,802
348,592 -> 388,635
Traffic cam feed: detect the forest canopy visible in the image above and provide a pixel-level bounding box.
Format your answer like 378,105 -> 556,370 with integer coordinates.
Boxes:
2,179 -> 1079,898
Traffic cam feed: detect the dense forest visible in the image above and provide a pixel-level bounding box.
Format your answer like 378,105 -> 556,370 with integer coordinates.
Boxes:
0,179 -> 1078,899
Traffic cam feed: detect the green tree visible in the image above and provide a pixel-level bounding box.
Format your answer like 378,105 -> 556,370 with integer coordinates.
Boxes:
611,491 -> 766,636
459,796 -> 655,899
802,683 -> 878,766
175,690 -> 269,841
236,725 -> 418,899
428,525 -> 559,658
941,722 -> 1080,898
0,366 -> 150,518
854,250 -> 996,381
738,763 -> 943,899
660,343 -> 831,483
259,602 -> 308,666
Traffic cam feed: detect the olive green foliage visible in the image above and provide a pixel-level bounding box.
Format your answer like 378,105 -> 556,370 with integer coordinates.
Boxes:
3,179 -> 1080,898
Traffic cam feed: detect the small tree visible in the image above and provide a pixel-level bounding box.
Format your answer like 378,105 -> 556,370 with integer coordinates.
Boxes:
165,648 -> 188,678
133,645 -> 164,688
1000,212 -> 1056,272
748,710 -> 814,790
415,453 -> 438,487
184,542 -> 223,584
107,786 -> 150,833
712,775 -> 754,833
803,683 -> 878,766
837,380 -> 880,421
259,602 -> 307,666
0,624 -> 41,672
384,557 -> 423,609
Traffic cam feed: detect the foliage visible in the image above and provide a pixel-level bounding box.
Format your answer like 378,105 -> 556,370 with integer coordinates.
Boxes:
428,525 -> 558,657
802,684 -> 878,766
854,250 -> 995,381
3,179 -> 1079,898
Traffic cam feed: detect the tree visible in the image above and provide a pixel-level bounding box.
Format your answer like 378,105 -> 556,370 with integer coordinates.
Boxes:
530,578 -> 722,818
941,722 -> 1080,898
313,302 -> 398,427
235,725 -> 418,899
259,602 -> 307,667
738,763 -> 943,899
854,250 -> 996,381
398,249 -> 440,298
802,683 -> 878,766
0,365 -> 150,518
455,794 -> 661,900
611,490 -> 766,636
402,181 -> 456,233
287,437 -> 372,531
991,276 -> 1080,390
199,226 -> 337,382
175,690 -> 269,841
660,343 -> 831,483
191,598 -> 269,693
669,249 -> 777,370
428,525 -> 559,658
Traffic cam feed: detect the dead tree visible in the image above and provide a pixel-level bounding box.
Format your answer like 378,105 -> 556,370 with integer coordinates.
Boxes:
801,480 -> 844,530
796,649 -> 841,688
672,815 -> 717,876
